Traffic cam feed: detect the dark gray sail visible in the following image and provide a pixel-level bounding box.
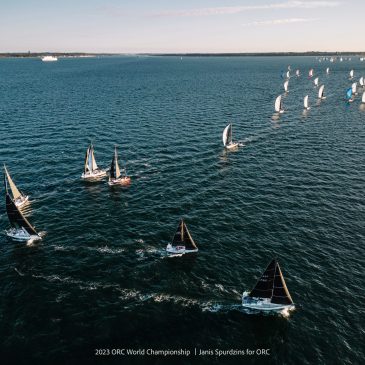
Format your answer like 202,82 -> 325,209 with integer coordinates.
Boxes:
249,259 -> 293,305
171,219 -> 197,250
5,193 -> 38,236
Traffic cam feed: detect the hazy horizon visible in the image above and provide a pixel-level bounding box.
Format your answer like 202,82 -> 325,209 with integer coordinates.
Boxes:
1,0 -> 364,53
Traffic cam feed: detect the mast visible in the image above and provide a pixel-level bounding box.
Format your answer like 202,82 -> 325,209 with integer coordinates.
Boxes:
4,165 -> 22,200
230,124 -> 233,145
6,193 -> 38,236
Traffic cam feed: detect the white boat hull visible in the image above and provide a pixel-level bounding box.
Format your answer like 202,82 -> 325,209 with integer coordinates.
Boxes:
166,244 -> 198,255
108,177 -> 131,186
81,169 -> 107,180
242,292 -> 294,312
225,142 -> 239,150
5,228 -> 41,242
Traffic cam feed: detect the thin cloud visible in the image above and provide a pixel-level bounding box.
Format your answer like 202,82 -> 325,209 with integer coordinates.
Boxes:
153,1 -> 340,17
243,17 -> 319,26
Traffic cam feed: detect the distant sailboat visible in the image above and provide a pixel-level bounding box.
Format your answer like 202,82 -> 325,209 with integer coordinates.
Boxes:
108,146 -> 131,186
352,82 -> 358,95
222,124 -> 238,149
349,69 -> 354,79
166,219 -> 198,255
274,95 -> 284,114
81,144 -> 107,180
362,91 -> 365,103
283,80 -> 289,93
286,70 -> 290,79
346,87 -> 353,102
326,67 -> 330,74
304,95 -> 310,110
318,85 -> 326,99
3,165 -> 29,208
242,258 -> 295,312
309,69 -> 314,78
359,77 -> 364,87
4,178 -> 41,242
295,69 -> 300,77
314,77 -> 319,87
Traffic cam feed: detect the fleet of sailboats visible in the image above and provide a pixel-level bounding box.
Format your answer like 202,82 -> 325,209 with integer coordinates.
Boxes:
242,259 -> 295,312
166,219 -> 198,255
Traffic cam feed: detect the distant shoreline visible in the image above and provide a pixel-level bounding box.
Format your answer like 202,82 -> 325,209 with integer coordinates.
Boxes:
1,51 -> 364,58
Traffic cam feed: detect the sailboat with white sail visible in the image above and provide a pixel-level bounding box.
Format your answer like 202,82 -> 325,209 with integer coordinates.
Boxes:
295,69 -> 300,77
166,219 -> 198,255
108,146 -> 131,186
362,91 -> 365,103
81,144 -> 107,180
274,95 -> 284,114
318,85 -> 326,99
349,69 -> 354,79
222,124 -> 238,150
4,178 -> 41,242
352,82 -> 358,95
242,258 -> 295,313
304,95 -> 310,110
359,77 -> 364,87
326,67 -> 330,74
309,69 -> 314,78
283,80 -> 289,93
313,77 -> 319,87
3,165 -> 29,208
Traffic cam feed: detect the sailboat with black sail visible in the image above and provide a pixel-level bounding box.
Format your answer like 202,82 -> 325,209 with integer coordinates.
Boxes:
108,146 -> 131,186
166,219 -> 198,255
242,258 -> 294,312
4,176 -> 41,242
81,144 -> 107,180
4,165 -> 29,208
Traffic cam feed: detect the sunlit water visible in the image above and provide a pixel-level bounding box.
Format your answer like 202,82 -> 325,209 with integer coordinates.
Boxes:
0,56 -> 364,364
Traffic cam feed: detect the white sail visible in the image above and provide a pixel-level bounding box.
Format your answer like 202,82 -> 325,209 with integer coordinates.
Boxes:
295,69 -> 300,77
4,166 -> 22,200
275,95 -> 282,112
304,95 -> 309,109
286,71 -> 290,79
90,147 -> 98,171
314,77 -> 319,86
283,80 -> 289,92
318,85 -> 324,98
326,67 -> 330,74
350,69 -> 354,78
222,124 -> 231,147
362,91 -> 365,103
359,77 -> 364,86
352,82 -> 357,94
115,148 -> 120,178
309,69 -> 313,77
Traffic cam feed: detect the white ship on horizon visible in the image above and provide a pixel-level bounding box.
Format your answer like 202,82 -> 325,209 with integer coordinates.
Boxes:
41,55 -> 58,62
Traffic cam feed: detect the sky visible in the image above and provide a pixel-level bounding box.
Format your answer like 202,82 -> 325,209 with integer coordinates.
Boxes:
0,0 -> 364,53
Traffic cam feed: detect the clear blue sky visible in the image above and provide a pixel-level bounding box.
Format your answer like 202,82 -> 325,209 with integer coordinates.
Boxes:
1,0 -> 364,53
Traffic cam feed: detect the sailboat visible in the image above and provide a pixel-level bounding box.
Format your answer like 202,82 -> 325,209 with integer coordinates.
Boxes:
309,69 -> 314,78
359,77 -> 364,87
352,82 -> 358,95
108,146 -> 131,186
242,258 -> 295,312
349,69 -> 354,79
295,69 -> 300,77
4,178 -> 41,242
81,144 -> 107,180
3,165 -> 29,208
362,91 -> 365,103
274,95 -> 284,113
166,219 -> 198,255
347,87 -> 354,102
314,77 -> 319,87
286,70 -> 290,79
326,67 -> 330,74
304,95 -> 310,110
222,124 -> 238,149
283,80 -> 289,93
318,85 -> 326,99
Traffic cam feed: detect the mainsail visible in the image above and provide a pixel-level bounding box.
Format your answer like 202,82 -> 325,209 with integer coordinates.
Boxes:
318,85 -> 325,98
274,95 -> 282,112
314,77 -> 319,86
326,67 -> 330,74
110,147 -> 121,179
352,82 -> 357,94
304,95 -> 309,109
283,80 -> 289,92
5,193 -> 38,236
249,259 -> 293,305
222,124 -> 232,147
360,77 -> 364,86
84,145 -> 98,173
362,91 -> 365,103
4,165 -> 22,200
171,219 -> 197,251
350,69 -> 354,78
309,69 -> 313,78
346,88 -> 353,100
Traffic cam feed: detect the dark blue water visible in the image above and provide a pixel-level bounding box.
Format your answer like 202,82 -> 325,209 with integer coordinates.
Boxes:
0,56 -> 364,365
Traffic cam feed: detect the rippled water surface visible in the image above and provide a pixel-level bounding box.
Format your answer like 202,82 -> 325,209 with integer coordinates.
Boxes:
0,56 -> 364,364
